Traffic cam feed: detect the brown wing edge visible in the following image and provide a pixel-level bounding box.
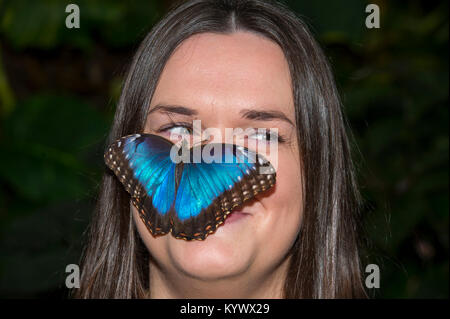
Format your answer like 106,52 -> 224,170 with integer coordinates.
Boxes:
104,134 -> 175,237
170,167 -> 276,241
132,197 -> 173,237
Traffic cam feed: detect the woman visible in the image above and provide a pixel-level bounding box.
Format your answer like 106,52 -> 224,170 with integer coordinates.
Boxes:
75,0 -> 366,298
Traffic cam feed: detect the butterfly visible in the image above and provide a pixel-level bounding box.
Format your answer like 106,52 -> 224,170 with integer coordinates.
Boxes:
104,133 -> 276,241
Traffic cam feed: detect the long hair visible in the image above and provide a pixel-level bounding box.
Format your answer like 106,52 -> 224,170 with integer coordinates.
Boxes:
74,0 -> 367,298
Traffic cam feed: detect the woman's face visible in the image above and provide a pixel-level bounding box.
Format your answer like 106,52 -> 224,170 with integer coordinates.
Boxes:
132,31 -> 303,293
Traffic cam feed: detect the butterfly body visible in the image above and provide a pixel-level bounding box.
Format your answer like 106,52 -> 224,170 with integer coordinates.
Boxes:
105,133 -> 276,241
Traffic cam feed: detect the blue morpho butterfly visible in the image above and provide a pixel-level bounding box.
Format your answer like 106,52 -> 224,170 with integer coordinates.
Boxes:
104,133 -> 276,241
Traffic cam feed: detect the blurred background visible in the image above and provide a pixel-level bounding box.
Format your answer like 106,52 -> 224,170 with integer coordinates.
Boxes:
0,0 -> 447,298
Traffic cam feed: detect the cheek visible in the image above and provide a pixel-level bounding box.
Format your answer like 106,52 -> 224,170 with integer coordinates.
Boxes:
132,204 -> 169,262
253,148 -> 303,263
270,149 -> 303,218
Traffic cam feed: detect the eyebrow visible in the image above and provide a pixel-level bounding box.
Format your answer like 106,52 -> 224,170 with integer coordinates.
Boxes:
148,104 -> 198,116
148,103 -> 294,125
240,108 -> 294,126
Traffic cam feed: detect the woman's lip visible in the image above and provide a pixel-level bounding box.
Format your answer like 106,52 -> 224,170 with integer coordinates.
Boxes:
224,211 -> 251,225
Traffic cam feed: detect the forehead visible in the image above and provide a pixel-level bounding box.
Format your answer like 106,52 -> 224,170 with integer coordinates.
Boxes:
151,31 -> 294,117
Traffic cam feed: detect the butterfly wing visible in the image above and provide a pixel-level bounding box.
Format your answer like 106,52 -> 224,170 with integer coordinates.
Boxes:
171,143 -> 276,240
104,134 -> 177,236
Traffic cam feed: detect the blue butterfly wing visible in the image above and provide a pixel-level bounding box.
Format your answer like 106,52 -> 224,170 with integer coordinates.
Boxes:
104,134 -> 177,236
106,134 -> 277,241
171,143 -> 276,240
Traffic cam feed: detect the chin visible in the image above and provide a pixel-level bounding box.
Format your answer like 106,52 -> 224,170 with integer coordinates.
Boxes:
166,231 -> 256,280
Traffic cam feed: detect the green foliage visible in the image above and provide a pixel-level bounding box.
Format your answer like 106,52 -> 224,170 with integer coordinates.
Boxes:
0,0 -> 448,298
0,94 -> 108,297
1,0 -> 162,50
297,0 -> 449,298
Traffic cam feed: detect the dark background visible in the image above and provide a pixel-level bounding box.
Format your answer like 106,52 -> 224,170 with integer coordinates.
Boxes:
0,0 -> 447,298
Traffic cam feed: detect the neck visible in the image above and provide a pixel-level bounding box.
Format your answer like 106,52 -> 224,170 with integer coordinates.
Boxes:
147,257 -> 290,299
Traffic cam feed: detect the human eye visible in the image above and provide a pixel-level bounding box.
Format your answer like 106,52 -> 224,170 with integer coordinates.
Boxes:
248,129 -> 285,144
156,122 -> 193,138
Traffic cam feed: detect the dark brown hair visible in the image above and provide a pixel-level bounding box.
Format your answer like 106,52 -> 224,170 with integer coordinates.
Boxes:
75,0 -> 367,298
